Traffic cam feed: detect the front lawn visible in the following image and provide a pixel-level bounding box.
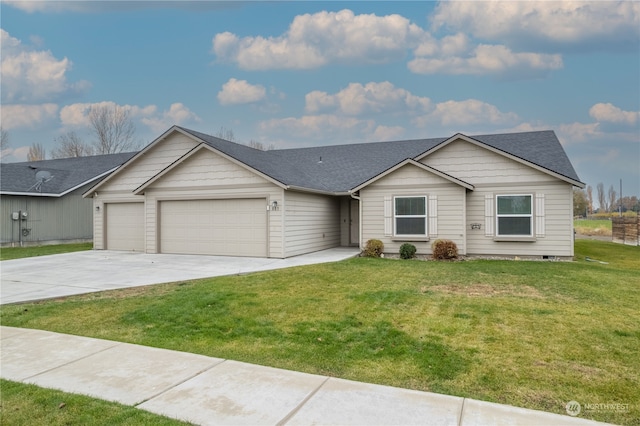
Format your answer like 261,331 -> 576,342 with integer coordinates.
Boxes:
1,240 -> 638,424
0,379 -> 189,425
0,243 -> 92,261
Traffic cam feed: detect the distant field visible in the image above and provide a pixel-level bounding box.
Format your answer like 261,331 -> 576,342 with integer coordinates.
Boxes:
574,219 -> 612,236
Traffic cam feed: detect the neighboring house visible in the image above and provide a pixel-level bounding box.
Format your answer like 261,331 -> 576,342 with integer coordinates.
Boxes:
1,153 -> 136,247
85,126 -> 584,259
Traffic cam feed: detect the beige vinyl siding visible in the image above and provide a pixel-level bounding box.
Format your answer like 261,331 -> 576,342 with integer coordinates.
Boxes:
360,163 -> 466,255
422,139 -> 558,185
96,133 -> 199,192
284,191 -> 341,257
0,185 -> 94,246
422,138 -> 574,257
466,183 -> 574,257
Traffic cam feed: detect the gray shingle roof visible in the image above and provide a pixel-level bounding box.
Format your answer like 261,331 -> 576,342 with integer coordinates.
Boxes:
1,152 -> 136,196
178,127 -> 582,192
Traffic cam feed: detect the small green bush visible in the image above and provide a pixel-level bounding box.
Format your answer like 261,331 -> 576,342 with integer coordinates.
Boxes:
399,243 -> 416,259
363,239 -> 384,258
432,239 -> 458,260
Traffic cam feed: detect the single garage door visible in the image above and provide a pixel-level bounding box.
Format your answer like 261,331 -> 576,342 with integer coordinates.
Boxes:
105,203 -> 144,251
159,199 -> 267,257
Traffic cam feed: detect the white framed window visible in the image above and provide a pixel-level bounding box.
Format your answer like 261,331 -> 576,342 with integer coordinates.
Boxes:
394,196 -> 427,237
495,194 -> 533,237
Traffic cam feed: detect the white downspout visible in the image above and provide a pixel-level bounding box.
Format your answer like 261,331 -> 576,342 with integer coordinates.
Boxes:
350,191 -> 362,250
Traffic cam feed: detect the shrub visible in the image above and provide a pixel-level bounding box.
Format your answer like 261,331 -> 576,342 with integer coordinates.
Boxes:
363,239 -> 384,258
399,243 -> 417,259
432,239 -> 458,260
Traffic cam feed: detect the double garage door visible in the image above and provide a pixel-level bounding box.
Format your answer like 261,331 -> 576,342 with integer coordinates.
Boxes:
105,199 -> 267,257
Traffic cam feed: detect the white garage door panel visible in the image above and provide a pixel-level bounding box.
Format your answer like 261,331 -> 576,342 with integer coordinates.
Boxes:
160,199 -> 267,257
106,203 -> 144,251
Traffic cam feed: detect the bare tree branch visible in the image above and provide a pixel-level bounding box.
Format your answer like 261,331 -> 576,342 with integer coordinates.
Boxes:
596,182 -> 606,212
51,131 -> 94,158
89,104 -> 139,154
608,185 -> 617,214
27,143 -> 46,161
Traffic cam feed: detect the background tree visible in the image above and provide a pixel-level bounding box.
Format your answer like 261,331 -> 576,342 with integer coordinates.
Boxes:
596,182 -> 606,212
608,185 -> 617,214
50,131 -> 94,159
27,143 -> 46,161
248,139 -> 275,151
573,189 -> 588,217
215,126 -> 236,141
0,127 -> 9,161
586,185 -> 593,215
89,104 -> 138,154
216,127 -> 274,150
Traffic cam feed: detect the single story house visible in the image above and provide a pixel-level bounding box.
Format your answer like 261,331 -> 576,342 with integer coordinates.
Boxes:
85,126 -> 585,259
1,152 -> 135,247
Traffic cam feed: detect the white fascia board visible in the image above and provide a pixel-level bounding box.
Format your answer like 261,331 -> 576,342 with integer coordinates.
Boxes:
133,143 -> 288,195
416,133 -> 585,188
350,158 -> 474,192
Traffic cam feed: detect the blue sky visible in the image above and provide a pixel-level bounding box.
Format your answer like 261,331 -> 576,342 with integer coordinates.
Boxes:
1,1 -> 639,200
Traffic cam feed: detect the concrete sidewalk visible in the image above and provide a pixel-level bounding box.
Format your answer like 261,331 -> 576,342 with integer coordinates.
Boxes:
0,248 -> 360,305
1,326 -> 608,426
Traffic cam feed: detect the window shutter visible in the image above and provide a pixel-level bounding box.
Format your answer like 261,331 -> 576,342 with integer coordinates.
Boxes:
428,195 -> 438,237
484,194 -> 494,236
535,193 -> 545,237
384,196 -> 392,236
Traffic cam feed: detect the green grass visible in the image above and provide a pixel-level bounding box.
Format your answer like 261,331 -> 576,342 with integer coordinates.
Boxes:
0,379 -> 190,425
574,219 -> 612,236
0,243 -> 92,261
1,240 -> 638,424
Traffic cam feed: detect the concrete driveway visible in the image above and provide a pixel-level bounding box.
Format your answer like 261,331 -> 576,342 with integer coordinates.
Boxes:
0,248 -> 359,305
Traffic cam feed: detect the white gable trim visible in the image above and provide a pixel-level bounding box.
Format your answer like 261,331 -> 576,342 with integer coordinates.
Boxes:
83,125 -> 194,198
416,133 -> 585,188
133,143 -> 288,195
350,158 -> 474,192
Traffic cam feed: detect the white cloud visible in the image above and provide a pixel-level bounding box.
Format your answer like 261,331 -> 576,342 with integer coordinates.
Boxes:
1,29 -> 90,103
589,103 -> 639,125
416,99 -> 519,127
217,78 -> 267,105
409,44 -> 563,77
431,1 -> 640,51
213,9 -> 425,70
141,103 -> 201,133
372,125 -> 405,142
305,81 -> 431,115
59,101 -> 199,134
0,103 -> 58,130
258,114 -> 377,143
557,122 -> 602,144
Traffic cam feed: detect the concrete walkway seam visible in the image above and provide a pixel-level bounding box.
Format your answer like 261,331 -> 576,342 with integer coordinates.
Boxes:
276,376 -> 331,426
133,358 -> 227,408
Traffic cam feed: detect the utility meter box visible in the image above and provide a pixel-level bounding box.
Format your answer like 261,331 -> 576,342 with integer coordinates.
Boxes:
11,212 -> 19,220
21,211 -> 28,218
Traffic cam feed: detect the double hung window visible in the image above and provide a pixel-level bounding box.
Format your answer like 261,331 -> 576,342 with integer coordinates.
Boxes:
394,196 -> 427,237
496,194 -> 533,237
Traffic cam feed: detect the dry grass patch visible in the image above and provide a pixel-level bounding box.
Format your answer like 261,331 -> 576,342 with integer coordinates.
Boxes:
423,283 -> 544,298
